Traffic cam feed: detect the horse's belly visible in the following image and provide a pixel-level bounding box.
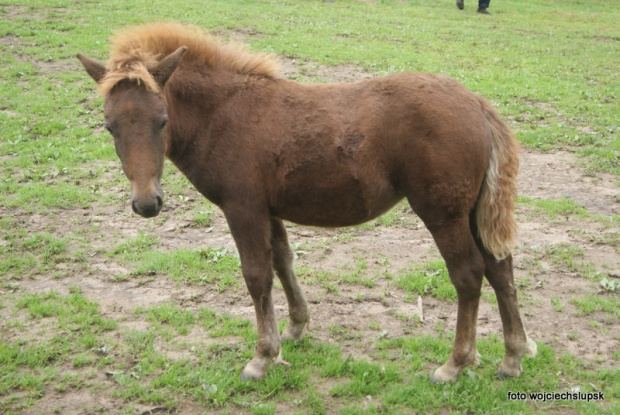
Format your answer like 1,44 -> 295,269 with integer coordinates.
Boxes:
272,173 -> 401,227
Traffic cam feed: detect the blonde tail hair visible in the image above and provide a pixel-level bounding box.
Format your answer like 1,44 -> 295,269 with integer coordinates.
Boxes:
476,99 -> 520,260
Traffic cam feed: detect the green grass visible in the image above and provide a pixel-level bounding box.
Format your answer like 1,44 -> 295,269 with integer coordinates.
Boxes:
0,290 -> 117,401
297,260 -> 377,295
2,291 -> 618,414
550,297 -> 564,313
545,244 -> 591,273
109,232 -> 241,289
518,196 -> 590,220
135,302 -> 197,336
192,207 -> 214,227
1,0 -> 619,413
111,231 -> 160,256
0,228 -> 86,282
571,294 -> 620,318
126,247 -> 241,290
397,260 -> 457,302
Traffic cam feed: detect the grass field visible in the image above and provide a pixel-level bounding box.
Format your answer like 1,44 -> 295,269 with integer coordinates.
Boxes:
1,0 -> 619,414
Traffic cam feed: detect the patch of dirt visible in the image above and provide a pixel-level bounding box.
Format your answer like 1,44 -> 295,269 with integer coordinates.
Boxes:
0,34 -> 21,47
0,108 -> 19,117
20,389 -> 125,415
36,58 -> 79,74
2,4 -> 69,21
280,57 -> 375,83
520,151 -> 619,216
221,28 -> 376,84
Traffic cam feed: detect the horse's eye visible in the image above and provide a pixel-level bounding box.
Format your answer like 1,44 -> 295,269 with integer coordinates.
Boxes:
160,118 -> 168,129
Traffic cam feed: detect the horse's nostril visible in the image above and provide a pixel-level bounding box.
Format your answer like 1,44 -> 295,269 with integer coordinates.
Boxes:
156,196 -> 163,211
132,200 -> 139,214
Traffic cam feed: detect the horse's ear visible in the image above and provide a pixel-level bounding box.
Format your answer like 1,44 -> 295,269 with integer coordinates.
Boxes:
150,46 -> 188,88
76,53 -> 107,83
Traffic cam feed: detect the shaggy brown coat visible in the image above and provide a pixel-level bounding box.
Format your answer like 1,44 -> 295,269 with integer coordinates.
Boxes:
77,22 -> 536,383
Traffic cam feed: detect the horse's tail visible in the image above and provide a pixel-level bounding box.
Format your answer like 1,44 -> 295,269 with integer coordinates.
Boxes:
475,98 -> 520,260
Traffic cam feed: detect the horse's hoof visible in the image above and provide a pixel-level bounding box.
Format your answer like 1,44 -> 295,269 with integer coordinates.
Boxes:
430,367 -> 458,383
240,367 -> 267,382
240,359 -> 268,381
497,364 -> 523,380
273,349 -> 291,367
497,369 -> 519,380
472,350 -> 482,367
430,372 -> 455,384
240,371 -> 253,382
280,329 -> 298,342
525,337 -> 538,358
281,321 -> 309,342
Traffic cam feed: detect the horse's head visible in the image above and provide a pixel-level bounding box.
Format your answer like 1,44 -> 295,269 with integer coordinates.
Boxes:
77,47 -> 187,218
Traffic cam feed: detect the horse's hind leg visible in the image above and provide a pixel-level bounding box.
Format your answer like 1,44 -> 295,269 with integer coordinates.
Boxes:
270,218 -> 310,341
470,220 -> 537,378
483,256 -> 537,378
426,217 -> 486,383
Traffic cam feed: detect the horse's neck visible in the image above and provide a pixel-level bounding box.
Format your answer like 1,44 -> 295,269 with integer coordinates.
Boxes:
169,67 -> 242,111
164,68 -> 243,163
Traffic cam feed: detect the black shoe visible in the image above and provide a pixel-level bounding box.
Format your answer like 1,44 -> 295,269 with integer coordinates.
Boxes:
477,7 -> 491,14
456,0 -> 464,10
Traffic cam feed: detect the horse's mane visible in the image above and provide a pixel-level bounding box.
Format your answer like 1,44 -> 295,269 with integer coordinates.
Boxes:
99,22 -> 281,95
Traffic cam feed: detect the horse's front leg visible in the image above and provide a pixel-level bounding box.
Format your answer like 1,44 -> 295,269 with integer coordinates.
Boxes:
224,208 -> 281,381
270,218 -> 310,341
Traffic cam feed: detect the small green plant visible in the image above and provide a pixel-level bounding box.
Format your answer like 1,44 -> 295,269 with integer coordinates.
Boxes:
135,303 -> 196,336
545,243 -> 595,275
111,231 -> 160,257
192,209 -> 213,227
571,294 -> 620,317
550,297 -> 564,312
600,277 -> 620,293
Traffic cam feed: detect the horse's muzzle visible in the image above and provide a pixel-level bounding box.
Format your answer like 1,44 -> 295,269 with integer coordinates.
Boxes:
131,194 -> 163,218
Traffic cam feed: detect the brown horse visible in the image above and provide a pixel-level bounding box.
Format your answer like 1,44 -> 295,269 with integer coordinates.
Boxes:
77,22 -> 536,382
